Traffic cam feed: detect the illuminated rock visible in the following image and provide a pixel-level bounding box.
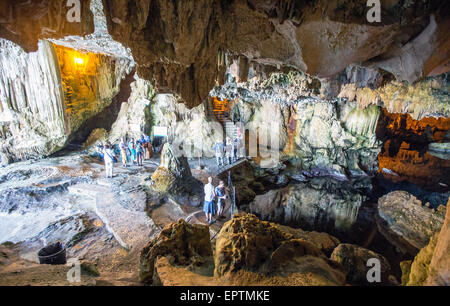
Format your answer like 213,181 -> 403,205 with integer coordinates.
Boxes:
377,191 -> 445,256
0,39 -> 133,161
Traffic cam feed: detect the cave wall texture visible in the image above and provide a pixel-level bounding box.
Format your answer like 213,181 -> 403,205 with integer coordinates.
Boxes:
0,0 -> 94,52
0,0 -> 449,165
0,39 -> 133,162
1,0 -> 449,108
100,0 -> 450,108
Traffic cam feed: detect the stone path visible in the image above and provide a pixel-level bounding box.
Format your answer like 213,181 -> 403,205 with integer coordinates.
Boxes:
68,183 -> 158,250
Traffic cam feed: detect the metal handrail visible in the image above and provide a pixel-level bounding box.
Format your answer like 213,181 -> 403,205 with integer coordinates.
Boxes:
227,171 -> 237,218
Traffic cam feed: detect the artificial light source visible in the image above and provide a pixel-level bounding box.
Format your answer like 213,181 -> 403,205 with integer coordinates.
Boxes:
74,57 -> 84,65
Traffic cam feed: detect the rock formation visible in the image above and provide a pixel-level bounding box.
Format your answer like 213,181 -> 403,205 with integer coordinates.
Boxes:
108,75 -> 155,142
0,0 -> 94,52
214,214 -> 346,285
151,94 -> 223,158
0,39 -> 133,161
377,191 -> 445,255
331,243 -> 394,285
149,143 -> 202,196
100,0 -> 450,107
401,198 -> 450,286
139,219 -> 212,284
141,214 -> 347,286
249,178 -> 366,232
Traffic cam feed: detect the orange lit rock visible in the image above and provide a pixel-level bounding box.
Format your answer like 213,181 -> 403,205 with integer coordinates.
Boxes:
377,108 -> 450,189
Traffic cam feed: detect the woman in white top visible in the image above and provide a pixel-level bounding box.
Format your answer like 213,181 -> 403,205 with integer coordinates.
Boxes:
103,143 -> 115,178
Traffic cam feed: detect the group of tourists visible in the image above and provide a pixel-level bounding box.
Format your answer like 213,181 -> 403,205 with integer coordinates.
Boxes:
97,134 -> 152,178
118,134 -> 152,168
213,136 -> 243,168
203,177 -> 227,224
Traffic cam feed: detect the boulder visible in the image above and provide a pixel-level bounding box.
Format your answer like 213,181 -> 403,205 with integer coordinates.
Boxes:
139,219 -> 212,284
276,225 -> 340,256
377,191 -> 445,255
149,143 -> 202,195
214,214 -> 346,286
330,244 -> 392,285
402,198 -> 450,286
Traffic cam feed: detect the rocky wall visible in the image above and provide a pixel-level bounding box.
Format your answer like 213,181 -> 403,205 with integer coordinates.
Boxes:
0,39 -> 133,162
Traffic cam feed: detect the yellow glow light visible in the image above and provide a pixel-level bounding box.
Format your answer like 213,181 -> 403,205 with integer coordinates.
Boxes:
74,57 -> 84,65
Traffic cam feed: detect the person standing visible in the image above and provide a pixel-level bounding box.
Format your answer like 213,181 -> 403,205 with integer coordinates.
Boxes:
103,143 -> 115,178
144,134 -> 152,160
225,137 -> 233,165
203,177 -> 216,224
213,139 -> 224,167
119,138 -> 128,167
215,180 -> 226,218
136,141 -> 144,166
128,138 -> 136,165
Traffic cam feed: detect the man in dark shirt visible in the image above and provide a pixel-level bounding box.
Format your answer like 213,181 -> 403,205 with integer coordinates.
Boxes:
215,180 -> 226,218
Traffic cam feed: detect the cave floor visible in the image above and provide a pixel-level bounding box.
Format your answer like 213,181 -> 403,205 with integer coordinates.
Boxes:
0,153 -> 230,286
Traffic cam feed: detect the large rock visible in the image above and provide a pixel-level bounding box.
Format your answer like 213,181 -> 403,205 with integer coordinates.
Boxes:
149,143 -> 197,195
108,76 -> 155,142
139,219 -> 212,284
276,224 -> 340,256
212,79 -> 383,175
377,191 -> 445,255
151,94 -> 222,158
214,214 -> 346,286
249,178 -> 366,232
330,244 -> 393,285
402,198 -> 450,286
426,199 -> 450,285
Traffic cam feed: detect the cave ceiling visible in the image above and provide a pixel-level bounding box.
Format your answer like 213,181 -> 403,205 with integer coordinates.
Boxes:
1,0 -> 449,108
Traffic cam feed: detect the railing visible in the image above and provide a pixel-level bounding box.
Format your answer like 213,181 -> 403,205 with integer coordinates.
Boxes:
227,171 -> 237,218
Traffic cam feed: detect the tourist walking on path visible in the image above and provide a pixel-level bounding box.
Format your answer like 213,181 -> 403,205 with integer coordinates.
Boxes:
215,180 -> 226,218
103,143 -> 115,178
203,177 -> 216,224
119,138 -> 128,167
